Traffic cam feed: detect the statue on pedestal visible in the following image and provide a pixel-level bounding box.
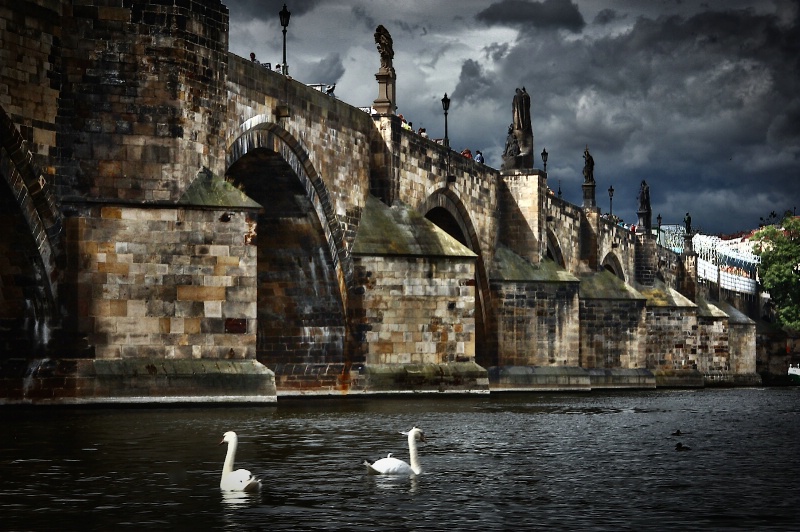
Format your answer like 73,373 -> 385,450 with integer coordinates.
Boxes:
501,87 -> 534,170
582,146 -> 595,183
638,180 -> 650,212
373,25 -> 396,114
374,25 -> 394,75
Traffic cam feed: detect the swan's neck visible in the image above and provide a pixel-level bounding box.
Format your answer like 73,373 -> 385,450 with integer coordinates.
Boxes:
407,434 -> 422,474
222,439 -> 237,476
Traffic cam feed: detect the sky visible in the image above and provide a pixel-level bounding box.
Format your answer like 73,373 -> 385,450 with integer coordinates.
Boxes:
223,0 -> 800,235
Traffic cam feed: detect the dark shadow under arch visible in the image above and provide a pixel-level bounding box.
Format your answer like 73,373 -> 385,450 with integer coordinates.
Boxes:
0,104 -> 62,356
227,120 -> 353,302
419,188 -> 492,367
226,120 -> 352,373
602,252 -> 625,281
546,228 -> 566,268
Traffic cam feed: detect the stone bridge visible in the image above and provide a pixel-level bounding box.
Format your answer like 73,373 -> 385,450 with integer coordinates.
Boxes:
0,0 -> 760,403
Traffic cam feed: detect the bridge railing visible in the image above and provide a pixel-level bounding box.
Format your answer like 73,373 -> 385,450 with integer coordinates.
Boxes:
660,228 -> 760,295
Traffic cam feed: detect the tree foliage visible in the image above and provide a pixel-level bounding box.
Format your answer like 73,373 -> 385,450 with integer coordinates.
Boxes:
752,214 -> 800,331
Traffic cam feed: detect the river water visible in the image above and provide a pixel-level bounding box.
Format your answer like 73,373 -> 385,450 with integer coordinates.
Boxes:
1,388 -> 798,531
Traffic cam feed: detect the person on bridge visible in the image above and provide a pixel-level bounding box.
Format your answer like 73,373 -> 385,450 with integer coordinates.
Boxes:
475,150 -> 484,163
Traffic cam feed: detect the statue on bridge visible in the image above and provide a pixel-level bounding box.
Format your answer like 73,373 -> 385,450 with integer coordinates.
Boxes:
638,180 -> 650,213
684,212 -> 692,234
373,25 -> 396,114
582,146 -> 595,183
374,25 -> 395,75
501,88 -> 534,170
636,180 -> 652,233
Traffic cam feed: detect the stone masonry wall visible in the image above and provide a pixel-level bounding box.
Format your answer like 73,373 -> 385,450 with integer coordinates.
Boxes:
644,306 -> 698,370
352,255 -> 476,365
492,280 -> 580,367
579,298 -> 646,368
696,316 -> 729,372
56,0 -> 229,201
596,217 -> 637,282
65,205 -> 256,360
376,116 -> 499,258
730,321 -> 756,375
225,55 -> 377,267
499,171 -> 543,264
543,195 -> 582,270
0,0 -> 62,171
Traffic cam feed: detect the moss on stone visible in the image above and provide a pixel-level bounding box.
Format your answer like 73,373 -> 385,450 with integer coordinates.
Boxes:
178,167 -> 263,209
636,278 -> 696,308
579,270 -> 646,300
695,295 -> 730,318
490,245 -> 579,282
353,195 -> 476,257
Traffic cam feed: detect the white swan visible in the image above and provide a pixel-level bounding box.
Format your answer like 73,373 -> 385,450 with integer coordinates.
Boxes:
219,431 -> 261,492
363,427 -> 426,475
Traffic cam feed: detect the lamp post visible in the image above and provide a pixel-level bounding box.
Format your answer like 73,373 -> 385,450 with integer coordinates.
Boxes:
608,185 -> 614,218
541,148 -> 548,172
657,213 -> 662,244
441,93 -> 450,148
279,4 -> 291,75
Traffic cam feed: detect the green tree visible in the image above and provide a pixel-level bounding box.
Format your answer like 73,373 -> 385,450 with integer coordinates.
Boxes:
752,214 -> 800,331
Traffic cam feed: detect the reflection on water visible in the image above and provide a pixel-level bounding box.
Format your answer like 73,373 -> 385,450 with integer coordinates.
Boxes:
1,389 -> 799,531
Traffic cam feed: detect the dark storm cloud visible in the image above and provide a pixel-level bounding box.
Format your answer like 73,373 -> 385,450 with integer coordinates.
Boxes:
451,59 -> 495,104
482,42 -> 511,63
226,0 -> 320,24
308,53 -> 346,84
351,5 -> 377,33
476,0 -> 585,33
593,9 -> 622,26
482,4 -> 800,231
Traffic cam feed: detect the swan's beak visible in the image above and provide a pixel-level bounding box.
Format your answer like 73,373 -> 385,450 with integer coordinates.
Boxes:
219,438 -> 225,445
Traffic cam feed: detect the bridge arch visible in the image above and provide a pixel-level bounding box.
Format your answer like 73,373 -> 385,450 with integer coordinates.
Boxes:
226,120 -> 352,369
418,188 -> 492,367
0,104 -> 62,355
545,228 -> 566,268
601,252 -> 626,281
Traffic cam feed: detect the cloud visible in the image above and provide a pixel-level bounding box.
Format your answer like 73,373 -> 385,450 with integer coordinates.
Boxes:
593,9 -> 622,26
305,53 -> 346,84
228,0 -> 321,25
476,0 -> 585,32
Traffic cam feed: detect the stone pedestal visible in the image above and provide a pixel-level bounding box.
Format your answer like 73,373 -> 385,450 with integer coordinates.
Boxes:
637,209 -> 652,235
500,153 -> 533,171
373,70 -> 396,114
582,182 -> 596,209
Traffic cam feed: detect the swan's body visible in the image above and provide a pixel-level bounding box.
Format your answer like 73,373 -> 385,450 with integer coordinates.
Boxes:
364,427 -> 426,475
220,431 -> 261,492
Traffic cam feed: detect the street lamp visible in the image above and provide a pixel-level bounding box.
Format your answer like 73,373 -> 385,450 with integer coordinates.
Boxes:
279,4 -> 291,75
541,148 -> 548,172
441,93 -> 450,148
608,185 -> 614,218
657,213 -> 662,243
